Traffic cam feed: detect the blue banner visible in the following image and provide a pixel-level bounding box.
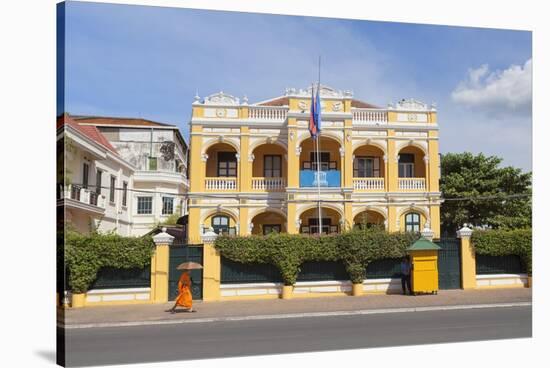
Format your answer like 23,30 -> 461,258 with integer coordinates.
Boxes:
300,170 -> 341,187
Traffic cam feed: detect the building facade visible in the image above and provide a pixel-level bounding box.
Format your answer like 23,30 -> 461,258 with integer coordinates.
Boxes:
187,85 -> 441,245
58,114 -> 189,236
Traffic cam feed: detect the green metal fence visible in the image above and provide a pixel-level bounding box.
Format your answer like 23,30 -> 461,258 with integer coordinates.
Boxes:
476,254 -> 525,274
365,258 -> 401,279
90,266 -> 151,289
297,261 -> 349,281
221,257 -> 282,284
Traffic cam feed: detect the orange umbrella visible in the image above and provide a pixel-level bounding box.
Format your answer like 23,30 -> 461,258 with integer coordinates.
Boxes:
177,261 -> 203,270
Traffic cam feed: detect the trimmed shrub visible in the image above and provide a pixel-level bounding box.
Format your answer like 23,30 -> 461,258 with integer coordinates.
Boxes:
214,228 -> 419,285
471,228 -> 532,275
64,230 -> 155,293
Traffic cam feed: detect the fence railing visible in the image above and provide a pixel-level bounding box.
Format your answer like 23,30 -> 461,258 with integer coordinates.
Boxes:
352,108 -> 388,124
90,266 -> 151,289
62,184 -> 106,209
205,177 -> 238,191
251,177 -> 286,191
398,177 -> 426,191
476,255 -> 525,275
353,177 -> 385,191
248,106 -> 287,121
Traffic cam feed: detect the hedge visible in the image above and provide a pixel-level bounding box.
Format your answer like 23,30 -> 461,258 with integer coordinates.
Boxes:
214,229 -> 419,285
63,230 -> 155,293
471,228 -> 532,275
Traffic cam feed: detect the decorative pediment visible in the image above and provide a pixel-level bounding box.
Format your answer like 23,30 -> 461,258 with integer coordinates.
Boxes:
203,91 -> 240,105
394,98 -> 428,111
285,84 -> 353,99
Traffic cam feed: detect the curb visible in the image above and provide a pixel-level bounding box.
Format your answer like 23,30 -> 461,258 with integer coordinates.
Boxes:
62,301 -> 531,330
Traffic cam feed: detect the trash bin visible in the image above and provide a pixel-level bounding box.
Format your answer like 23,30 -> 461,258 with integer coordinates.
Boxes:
407,237 -> 441,295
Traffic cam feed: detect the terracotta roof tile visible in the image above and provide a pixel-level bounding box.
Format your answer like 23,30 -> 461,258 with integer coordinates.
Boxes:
58,113 -> 118,154
73,116 -> 174,127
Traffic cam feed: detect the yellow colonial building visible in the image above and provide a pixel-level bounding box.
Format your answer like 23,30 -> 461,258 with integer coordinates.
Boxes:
188,85 -> 441,246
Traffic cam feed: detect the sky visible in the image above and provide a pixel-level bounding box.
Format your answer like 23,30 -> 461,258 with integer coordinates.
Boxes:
60,1 -> 532,171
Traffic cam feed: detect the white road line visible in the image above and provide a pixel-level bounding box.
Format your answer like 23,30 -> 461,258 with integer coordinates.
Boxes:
63,302 -> 531,330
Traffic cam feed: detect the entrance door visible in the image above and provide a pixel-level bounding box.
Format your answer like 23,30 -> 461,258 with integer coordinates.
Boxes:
169,244 -> 203,300
436,238 -> 461,289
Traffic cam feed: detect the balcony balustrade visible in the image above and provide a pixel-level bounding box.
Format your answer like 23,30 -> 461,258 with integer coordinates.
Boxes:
353,177 -> 385,191
251,177 -> 286,191
352,108 -> 388,124
61,184 -> 106,208
398,177 -> 426,191
248,106 -> 287,121
205,177 -> 238,191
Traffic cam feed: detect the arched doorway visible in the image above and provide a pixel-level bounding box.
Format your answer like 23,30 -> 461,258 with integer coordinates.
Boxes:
299,207 -> 341,235
353,210 -> 386,229
299,136 -> 342,188
251,211 -> 287,235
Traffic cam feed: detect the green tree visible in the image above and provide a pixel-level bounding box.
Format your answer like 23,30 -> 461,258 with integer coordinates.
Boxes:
440,152 -> 531,234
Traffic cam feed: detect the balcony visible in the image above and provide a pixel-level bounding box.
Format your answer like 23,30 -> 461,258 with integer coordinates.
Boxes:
300,170 -> 341,188
60,184 -> 106,213
398,178 -> 426,191
205,177 -> 237,191
248,106 -> 287,121
251,177 -> 286,191
353,178 -> 385,191
352,108 -> 388,124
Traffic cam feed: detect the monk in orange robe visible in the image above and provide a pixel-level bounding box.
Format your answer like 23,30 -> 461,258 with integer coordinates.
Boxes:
169,271 -> 195,313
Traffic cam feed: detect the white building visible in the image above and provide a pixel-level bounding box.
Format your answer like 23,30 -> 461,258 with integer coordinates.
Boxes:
58,114 -> 189,236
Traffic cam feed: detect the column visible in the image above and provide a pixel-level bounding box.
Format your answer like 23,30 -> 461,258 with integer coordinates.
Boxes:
239,126 -> 251,192
287,120 -> 299,188
189,125 -> 205,192
457,226 -> 476,289
429,204 -> 441,240
287,201 -> 298,234
387,206 -> 398,232
344,202 -> 353,231
387,130 -> 398,192
343,123 -> 353,188
187,207 -> 202,244
428,131 -> 440,192
151,227 -> 174,303
238,206 -> 249,236
202,229 -> 221,301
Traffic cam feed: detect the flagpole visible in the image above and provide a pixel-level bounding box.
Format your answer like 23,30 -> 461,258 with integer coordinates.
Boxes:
316,56 -> 322,236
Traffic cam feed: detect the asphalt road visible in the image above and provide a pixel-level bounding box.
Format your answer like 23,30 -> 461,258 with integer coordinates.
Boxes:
63,306 -> 531,367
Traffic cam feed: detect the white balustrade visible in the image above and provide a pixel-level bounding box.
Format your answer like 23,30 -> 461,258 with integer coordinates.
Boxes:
63,184 -> 106,208
398,178 -> 426,191
205,177 -> 238,191
353,177 -> 385,190
248,106 -> 287,121
352,109 -> 388,124
251,177 -> 286,191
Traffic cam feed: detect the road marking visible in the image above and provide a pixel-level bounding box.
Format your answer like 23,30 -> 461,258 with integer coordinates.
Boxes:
63,302 -> 531,329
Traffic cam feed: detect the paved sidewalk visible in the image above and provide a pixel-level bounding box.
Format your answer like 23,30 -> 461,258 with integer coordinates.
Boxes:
60,288 -> 531,327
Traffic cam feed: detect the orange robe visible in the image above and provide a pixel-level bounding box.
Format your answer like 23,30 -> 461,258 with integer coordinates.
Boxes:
175,272 -> 193,309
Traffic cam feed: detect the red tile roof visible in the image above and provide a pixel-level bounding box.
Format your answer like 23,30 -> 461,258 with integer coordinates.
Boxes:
73,116 -> 174,127
58,114 -> 118,154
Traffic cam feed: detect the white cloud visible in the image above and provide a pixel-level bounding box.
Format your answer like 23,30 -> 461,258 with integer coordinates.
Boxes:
451,59 -> 532,115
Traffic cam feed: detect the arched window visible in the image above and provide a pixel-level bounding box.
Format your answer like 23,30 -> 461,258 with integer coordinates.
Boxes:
405,212 -> 421,232
212,215 -> 230,235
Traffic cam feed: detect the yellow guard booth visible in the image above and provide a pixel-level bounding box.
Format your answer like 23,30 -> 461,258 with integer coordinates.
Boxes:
407,237 -> 441,295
